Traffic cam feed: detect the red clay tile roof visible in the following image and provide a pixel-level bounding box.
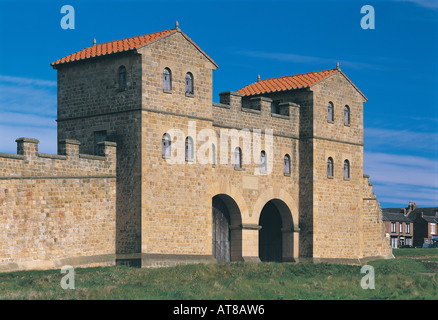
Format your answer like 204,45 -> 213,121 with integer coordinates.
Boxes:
238,69 -> 339,96
51,28 -> 218,68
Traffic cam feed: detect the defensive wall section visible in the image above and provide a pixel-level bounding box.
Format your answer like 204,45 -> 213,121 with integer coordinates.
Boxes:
0,138 -> 117,272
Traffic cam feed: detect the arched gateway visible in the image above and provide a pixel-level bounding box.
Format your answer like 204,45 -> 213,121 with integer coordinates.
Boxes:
212,194 -> 243,262
258,199 -> 294,262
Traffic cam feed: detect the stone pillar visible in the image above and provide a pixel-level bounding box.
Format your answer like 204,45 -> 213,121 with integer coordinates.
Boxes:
98,141 -> 117,157
16,137 -> 39,158
241,224 -> 261,262
293,224 -> 300,262
98,141 -> 117,170
250,96 -> 272,115
58,139 -> 80,157
219,91 -> 243,111
278,101 -> 300,120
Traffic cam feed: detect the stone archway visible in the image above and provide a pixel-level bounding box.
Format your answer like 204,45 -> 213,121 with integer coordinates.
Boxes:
258,199 -> 295,262
259,201 -> 283,262
212,194 -> 243,262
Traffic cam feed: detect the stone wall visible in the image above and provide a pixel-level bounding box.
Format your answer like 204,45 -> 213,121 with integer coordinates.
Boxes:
56,52 -> 143,258
0,138 -> 117,272
310,71 -> 365,262
362,175 -> 393,260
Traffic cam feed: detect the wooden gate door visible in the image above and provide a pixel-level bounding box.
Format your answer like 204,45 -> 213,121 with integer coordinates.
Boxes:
212,198 -> 231,262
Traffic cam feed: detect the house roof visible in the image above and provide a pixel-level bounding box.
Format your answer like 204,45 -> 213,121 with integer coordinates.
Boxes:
237,68 -> 367,100
51,28 -> 218,68
382,212 -> 413,223
411,207 -> 438,217
409,207 -> 438,220
422,216 -> 438,223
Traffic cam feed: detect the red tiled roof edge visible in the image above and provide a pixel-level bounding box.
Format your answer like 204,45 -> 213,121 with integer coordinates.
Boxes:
237,68 -> 367,101
50,28 -> 218,69
237,69 -> 337,96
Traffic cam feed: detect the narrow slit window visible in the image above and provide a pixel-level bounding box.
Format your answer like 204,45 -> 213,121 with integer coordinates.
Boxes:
327,102 -> 334,122
162,133 -> 171,158
343,159 -> 350,179
284,154 -> 291,175
260,150 -> 267,173
212,143 -> 216,166
327,157 -> 334,177
344,105 -> 350,125
185,136 -> 194,161
119,66 -> 126,90
185,72 -> 194,95
163,68 -> 172,91
234,147 -> 242,169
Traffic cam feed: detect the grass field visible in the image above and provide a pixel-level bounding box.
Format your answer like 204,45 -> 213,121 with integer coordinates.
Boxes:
0,249 -> 437,300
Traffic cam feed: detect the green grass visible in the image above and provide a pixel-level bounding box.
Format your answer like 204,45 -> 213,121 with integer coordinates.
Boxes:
392,248 -> 438,258
0,254 -> 437,300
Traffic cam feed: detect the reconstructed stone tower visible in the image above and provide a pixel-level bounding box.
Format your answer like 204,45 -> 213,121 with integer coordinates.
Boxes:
0,24 -> 392,272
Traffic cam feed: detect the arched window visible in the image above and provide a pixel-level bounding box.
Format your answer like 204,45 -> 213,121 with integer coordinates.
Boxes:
234,147 -> 242,169
185,136 -> 194,161
212,143 -> 216,166
260,150 -> 267,173
327,102 -> 334,122
162,133 -> 171,158
163,68 -> 172,91
119,66 -> 126,90
344,105 -> 350,125
327,157 -> 334,178
344,159 -> 350,179
284,154 -> 291,175
185,72 -> 194,95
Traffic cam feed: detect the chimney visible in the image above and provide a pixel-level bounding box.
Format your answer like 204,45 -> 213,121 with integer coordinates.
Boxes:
401,208 -> 406,216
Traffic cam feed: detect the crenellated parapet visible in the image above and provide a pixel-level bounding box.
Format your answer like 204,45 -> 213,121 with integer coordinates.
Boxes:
0,138 -> 117,179
0,138 -> 118,272
212,91 -> 300,139
362,174 -> 376,200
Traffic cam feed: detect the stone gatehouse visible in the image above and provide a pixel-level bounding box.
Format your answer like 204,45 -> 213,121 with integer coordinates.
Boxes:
0,24 -> 393,272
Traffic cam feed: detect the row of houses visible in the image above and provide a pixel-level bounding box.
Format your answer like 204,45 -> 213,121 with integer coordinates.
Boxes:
382,202 -> 438,249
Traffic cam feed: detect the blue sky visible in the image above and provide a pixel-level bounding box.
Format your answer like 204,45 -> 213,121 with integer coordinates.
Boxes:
0,0 -> 437,208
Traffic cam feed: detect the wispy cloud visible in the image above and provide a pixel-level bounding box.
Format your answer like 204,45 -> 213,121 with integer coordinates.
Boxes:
0,125 -> 57,154
0,83 -> 57,117
364,151 -> 438,207
235,50 -> 384,70
365,127 -> 438,153
394,0 -> 438,9
0,75 -> 57,154
0,75 -> 57,88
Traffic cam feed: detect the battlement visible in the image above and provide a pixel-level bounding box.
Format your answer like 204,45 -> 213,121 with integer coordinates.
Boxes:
0,138 -> 116,179
212,91 -> 300,138
363,174 -> 377,200
0,137 -> 117,272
